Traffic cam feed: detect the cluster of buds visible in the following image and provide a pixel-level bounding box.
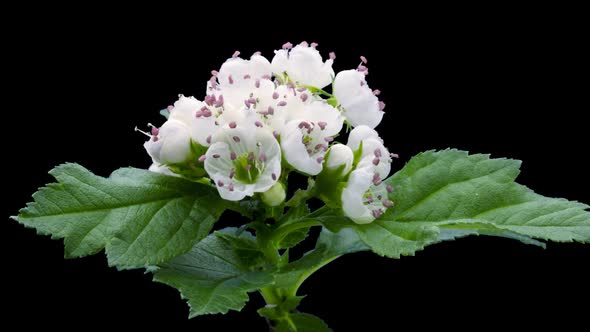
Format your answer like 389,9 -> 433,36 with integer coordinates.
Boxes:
139,42 -> 394,223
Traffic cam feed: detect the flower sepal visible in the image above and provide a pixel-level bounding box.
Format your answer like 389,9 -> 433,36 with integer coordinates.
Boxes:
164,140 -> 209,181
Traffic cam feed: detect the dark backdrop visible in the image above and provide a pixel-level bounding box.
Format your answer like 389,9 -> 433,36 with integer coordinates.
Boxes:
3,7 -> 588,331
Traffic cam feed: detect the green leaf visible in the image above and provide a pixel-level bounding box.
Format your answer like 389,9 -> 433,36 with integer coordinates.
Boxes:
153,228 -> 274,317
384,149 -> 590,245
310,208 -> 438,259
275,313 -> 332,332
14,164 -> 226,268
276,205 -> 312,249
274,227 -> 367,292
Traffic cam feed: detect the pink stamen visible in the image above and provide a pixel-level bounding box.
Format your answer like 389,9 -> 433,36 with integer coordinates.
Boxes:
228,182 -> 234,191
282,42 -> 293,49
198,155 -> 206,162
316,156 -> 324,163
372,209 -> 383,218
255,79 -> 260,88
386,185 -> 394,193
233,136 -> 241,142
232,50 -> 240,58
272,92 -> 279,99
273,131 -> 279,139
248,152 -> 255,161
259,153 -> 267,162
317,121 -> 327,130
360,55 -> 368,64
300,41 -> 309,47
272,173 -> 277,181
262,74 -> 272,80
267,106 -> 274,115
229,168 -> 235,178
253,51 -> 261,56
229,121 -> 237,129
211,70 -> 219,76
297,87 -> 307,92
206,135 -> 212,144
245,164 -> 252,171
373,89 -> 381,96
390,153 -> 399,159
374,149 -> 382,157
372,173 -> 381,186
255,121 -> 263,127
382,200 -> 394,207
378,101 -> 386,111
214,95 -> 224,107
278,101 -> 287,106
310,42 -> 318,48
151,127 -> 159,136
213,154 -> 220,158
230,152 -> 237,160
357,65 -> 368,73
329,52 -> 336,60
372,158 -> 380,166
324,136 -> 334,142
300,93 -> 308,102
217,180 -> 224,187
243,74 -> 251,79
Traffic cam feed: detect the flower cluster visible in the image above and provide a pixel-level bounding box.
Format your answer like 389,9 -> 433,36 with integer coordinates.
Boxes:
139,42 -> 394,223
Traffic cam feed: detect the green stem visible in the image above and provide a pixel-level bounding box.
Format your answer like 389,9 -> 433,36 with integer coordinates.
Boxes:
271,219 -> 322,244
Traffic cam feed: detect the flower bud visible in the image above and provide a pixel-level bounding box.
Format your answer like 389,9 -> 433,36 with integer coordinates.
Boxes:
261,182 -> 286,207
144,120 -> 192,164
325,144 -> 354,176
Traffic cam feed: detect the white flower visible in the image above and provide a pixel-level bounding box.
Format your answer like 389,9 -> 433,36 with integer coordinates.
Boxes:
333,69 -> 384,128
168,95 -> 218,146
144,119 -> 192,164
347,125 -> 392,180
325,144 -> 354,176
271,42 -> 334,89
341,125 -> 395,224
341,168 -> 394,224
208,53 -> 272,111
280,100 -> 344,175
204,122 -> 281,201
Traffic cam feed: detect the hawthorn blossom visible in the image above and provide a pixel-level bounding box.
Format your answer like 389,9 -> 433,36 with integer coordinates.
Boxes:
204,122 -> 281,201
144,120 -> 192,165
168,95 -> 218,146
341,126 -> 394,223
271,42 -> 334,88
280,100 -> 344,175
341,168 -> 393,224
333,69 -> 384,128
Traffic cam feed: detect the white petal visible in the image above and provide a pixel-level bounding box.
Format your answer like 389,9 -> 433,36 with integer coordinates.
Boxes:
301,101 -> 344,136
334,69 -> 384,128
288,45 -> 334,88
342,169 -> 374,224
271,49 -> 290,76
281,120 -> 323,175
145,120 -> 191,164
326,144 -> 353,175
347,125 -> 382,150
271,45 -> 334,88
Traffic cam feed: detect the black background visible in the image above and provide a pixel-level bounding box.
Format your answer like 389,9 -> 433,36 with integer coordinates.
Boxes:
3,6 -> 588,331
